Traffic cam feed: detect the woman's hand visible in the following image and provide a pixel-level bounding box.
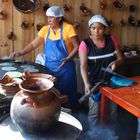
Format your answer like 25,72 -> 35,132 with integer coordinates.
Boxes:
108,59 -> 123,71
9,51 -> 22,59
85,83 -> 91,94
59,57 -> 69,68
108,61 -> 116,71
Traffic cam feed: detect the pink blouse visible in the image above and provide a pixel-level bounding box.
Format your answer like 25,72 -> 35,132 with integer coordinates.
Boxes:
79,35 -> 119,53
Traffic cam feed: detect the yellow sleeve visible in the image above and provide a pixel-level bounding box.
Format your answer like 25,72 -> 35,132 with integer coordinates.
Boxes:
64,23 -> 77,38
38,26 -> 50,40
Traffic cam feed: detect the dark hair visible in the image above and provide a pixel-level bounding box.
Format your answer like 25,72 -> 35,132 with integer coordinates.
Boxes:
59,17 -> 67,25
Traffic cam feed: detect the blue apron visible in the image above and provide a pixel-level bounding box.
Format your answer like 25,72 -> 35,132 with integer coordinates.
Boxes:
44,24 -> 77,108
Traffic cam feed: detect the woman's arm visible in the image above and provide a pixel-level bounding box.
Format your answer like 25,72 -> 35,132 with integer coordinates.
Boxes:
10,36 -> 44,59
109,36 -> 124,70
79,47 -> 91,94
68,35 -> 80,59
60,35 -> 79,67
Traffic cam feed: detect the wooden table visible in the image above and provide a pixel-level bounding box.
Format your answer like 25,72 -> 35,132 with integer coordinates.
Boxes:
100,76 -> 140,124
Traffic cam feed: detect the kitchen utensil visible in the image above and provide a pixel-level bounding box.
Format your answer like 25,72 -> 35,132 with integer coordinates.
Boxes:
101,67 -> 131,79
78,66 -> 114,104
79,81 -> 103,104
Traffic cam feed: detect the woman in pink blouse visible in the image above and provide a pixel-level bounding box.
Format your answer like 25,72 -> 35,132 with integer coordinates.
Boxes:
79,14 -> 123,139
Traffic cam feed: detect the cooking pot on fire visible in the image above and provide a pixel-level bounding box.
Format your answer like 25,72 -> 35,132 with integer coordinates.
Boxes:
10,77 -> 68,134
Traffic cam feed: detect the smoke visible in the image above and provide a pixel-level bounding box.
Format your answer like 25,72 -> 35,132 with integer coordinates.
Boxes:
79,124 -> 119,140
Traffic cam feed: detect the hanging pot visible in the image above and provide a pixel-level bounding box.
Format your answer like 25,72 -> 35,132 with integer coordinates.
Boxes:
0,10 -> 7,20
13,0 -> 40,13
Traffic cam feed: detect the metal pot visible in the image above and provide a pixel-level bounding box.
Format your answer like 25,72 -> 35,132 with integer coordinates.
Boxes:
10,77 -> 67,134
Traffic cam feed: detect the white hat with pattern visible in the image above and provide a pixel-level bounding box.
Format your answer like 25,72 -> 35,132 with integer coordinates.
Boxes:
88,15 -> 108,27
46,6 -> 65,17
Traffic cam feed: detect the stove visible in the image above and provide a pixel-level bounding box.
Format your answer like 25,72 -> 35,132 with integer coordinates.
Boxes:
0,59 -> 51,79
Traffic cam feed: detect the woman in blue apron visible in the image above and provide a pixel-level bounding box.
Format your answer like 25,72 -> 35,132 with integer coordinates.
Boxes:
9,6 -> 80,109
44,24 -> 78,108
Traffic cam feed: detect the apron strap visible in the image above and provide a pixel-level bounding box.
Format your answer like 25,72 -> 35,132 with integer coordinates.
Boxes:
60,24 -> 63,39
47,28 -> 50,38
46,24 -> 68,55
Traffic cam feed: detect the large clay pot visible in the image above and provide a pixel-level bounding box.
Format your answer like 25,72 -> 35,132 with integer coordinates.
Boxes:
10,77 -> 67,134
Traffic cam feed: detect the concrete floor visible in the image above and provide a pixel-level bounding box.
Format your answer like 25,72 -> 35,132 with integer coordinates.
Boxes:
116,107 -> 137,140
73,102 -> 137,140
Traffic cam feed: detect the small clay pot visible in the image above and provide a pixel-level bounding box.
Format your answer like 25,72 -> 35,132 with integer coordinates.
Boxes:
80,4 -> 92,16
128,15 -> 136,26
0,11 -> 7,20
63,4 -> 70,12
129,5 -> 136,13
137,20 -> 140,27
43,3 -> 50,12
0,75 -> 20,96
73,22 -> 80,29
21,21 -> 29,29
113,0 -> 124,9
120,19 -> 126,26
7,32 -> 16,41
100,2 -> 106,10
36,23 -> 44,31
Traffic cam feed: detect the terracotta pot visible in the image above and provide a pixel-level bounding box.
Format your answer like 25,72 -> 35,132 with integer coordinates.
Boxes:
10,77 -> 68,134
0,10 -> 7,20
0,75 -> 20,96
22,71 -> 56,82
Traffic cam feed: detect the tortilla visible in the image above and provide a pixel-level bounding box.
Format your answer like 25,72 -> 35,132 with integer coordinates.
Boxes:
20,64 -> 35,69
0,62 -> 15,66
1,66 -> 17,71
6,71 -> 23,78
23,67 -> 39,72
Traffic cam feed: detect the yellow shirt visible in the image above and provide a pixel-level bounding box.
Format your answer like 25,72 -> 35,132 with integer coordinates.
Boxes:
38,22 -> 77,53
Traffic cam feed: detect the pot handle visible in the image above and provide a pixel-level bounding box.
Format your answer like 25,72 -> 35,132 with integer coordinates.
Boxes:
50,87 -> 68,104
21,97 -> 36,107
60,95 -> 68,104
48,76 -> 56,83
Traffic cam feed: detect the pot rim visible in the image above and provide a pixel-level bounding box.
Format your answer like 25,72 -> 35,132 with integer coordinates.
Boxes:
19,77 -> 54,94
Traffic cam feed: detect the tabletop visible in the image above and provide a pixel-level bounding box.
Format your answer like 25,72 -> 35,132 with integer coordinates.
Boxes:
100,76 -> 140,118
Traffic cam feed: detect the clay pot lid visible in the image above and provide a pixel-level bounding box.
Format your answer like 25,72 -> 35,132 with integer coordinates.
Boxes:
19,77 -> 54,94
